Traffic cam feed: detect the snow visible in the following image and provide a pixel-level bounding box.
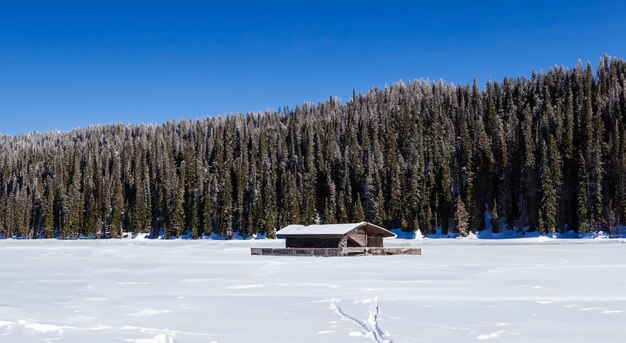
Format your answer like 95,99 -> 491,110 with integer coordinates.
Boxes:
388,227 -> 626,240
0,238 -> 625,342
276,222 -> 394,237
277,223 -> 360,235
275,224 -> 306,234
389,228 -> 424,240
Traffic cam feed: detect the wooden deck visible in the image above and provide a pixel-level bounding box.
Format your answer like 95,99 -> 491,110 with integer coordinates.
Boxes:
250,247 -> 421,257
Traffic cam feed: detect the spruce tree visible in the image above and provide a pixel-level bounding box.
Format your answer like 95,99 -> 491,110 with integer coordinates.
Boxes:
44,178 -> 55,238
110,155 -> 124,238
455,197 -> 469,237
491,200 -> 500,232
173,168 -> 186,237
577,152 -> 589,233
353,193 -> 365,222
539,143 -> 557,235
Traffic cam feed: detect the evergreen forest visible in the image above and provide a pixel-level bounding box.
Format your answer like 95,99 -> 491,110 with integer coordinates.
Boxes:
1,56 -> 626,239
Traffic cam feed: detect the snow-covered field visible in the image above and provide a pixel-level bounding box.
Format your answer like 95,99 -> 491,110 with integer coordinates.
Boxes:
0,238 -> 625,342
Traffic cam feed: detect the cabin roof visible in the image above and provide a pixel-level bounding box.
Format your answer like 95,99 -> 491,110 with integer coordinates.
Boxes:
276,222 -> 396,238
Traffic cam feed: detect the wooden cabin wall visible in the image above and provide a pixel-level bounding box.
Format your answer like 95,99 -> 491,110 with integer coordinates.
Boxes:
285,237 -> 342,248
367,236 -> 384,247
348,229 -> 367,247
347,228 -> 385,247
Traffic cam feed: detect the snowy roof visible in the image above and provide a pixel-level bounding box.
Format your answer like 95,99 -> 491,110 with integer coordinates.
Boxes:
276,222 -> 396,238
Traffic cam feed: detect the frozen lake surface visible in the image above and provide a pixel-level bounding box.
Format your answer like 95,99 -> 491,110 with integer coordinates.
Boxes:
0,238 -> 625,342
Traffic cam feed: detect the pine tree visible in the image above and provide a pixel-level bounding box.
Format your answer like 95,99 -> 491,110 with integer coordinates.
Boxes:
62,154 -> 84,237
407,159 -> 422,231
219,167 -> 233,238
302,126 -> 318,224
455,197 -> 469,237
173,167 -> 186,237
387,116 -> 403,229
284,172 -> 301,224
491,200 -> 500,232
262,168 -> 278,238
43,177 -> 55,238
352,193 -> 365,222
201,175 -> 213,236
539,143 -> 557,234
110,155 -> 124,238
577,152 -> 589,233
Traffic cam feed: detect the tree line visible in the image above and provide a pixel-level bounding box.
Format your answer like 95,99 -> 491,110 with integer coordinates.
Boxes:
1,56 -> 625,239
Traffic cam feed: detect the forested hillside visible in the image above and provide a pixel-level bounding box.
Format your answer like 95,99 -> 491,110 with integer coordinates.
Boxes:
2,56 -> 626,239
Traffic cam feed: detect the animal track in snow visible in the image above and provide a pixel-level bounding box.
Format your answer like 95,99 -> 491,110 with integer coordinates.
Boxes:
330,297 -> 392,343
133,333 -> 176,343
477,330 -> 506,340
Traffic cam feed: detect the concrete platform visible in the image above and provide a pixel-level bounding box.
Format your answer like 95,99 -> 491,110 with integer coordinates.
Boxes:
250,247 -> 421,256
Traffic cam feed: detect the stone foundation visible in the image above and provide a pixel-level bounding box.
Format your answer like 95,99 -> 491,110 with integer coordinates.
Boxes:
250,247 -> 421,256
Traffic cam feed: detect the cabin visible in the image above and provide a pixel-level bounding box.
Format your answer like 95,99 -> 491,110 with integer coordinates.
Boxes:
251,222 -> 421,256
277,222 -> 393,248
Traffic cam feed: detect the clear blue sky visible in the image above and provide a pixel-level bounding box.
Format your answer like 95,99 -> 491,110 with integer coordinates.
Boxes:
1,0 -> 625,135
